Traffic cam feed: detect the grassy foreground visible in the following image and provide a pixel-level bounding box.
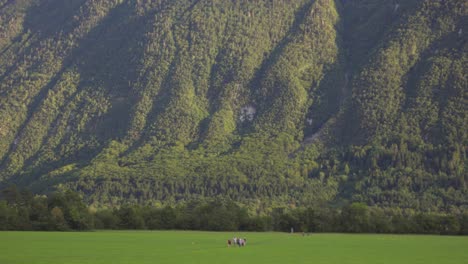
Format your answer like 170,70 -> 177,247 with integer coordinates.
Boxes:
0,231 -> 467,264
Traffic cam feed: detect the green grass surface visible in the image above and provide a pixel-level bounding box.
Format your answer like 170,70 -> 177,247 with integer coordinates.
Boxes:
0,231 -> 467,264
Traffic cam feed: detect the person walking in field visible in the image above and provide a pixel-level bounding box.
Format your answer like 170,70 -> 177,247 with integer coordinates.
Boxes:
227,239 -> 232,247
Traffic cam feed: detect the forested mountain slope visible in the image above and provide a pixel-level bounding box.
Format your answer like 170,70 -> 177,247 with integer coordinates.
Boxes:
0,0 -> 466,212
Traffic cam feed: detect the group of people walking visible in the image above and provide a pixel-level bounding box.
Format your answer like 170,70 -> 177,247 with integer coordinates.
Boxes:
227,237 -> 247,247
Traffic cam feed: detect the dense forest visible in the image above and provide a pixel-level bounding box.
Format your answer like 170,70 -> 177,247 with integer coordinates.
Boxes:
0,0 -> 466,214
1,187 -> 467,234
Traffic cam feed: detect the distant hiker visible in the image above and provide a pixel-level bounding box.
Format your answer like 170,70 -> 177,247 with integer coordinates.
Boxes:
227,239 -> 232,247
243,238 -> 247,246
233,237 -> 237,245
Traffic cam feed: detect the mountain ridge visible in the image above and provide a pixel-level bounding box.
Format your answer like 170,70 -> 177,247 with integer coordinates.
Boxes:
0,0 -> 466,211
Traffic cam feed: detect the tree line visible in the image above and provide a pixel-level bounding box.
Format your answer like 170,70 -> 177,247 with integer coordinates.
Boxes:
1,186 -> 466,235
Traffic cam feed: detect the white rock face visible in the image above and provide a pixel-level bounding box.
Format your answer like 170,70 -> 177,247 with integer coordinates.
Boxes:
240,105 -> 256,122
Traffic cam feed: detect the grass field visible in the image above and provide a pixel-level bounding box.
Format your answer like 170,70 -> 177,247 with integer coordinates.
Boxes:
0,231 -> 467,264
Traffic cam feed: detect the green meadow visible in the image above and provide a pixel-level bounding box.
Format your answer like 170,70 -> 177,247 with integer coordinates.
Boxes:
0,231 -> 467,264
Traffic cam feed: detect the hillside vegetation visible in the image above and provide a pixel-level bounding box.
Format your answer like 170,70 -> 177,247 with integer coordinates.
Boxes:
0,0 -> 466,212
